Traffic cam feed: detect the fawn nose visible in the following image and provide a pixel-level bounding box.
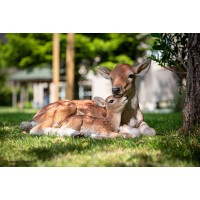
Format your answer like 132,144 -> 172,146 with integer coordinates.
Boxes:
112,87 -> 120,94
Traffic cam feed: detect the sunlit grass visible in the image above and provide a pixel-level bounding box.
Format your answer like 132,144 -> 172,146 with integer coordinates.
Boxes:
0,107 -> 200,167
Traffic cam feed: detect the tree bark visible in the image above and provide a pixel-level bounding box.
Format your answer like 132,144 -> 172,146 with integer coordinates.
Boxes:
183,33 -> 200,133
66,33 -> 75,100
53,33 -> 60,101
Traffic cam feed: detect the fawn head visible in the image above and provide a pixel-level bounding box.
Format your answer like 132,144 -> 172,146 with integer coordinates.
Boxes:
94,94 -> 128,114
98,59 -> 151,96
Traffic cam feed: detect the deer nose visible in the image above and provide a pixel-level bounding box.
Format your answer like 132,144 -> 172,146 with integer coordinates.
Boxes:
112,87 -> 120,94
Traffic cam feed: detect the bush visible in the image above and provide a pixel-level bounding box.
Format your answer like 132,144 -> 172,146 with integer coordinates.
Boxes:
24,101 -> 33,109
0,88 -> 12,106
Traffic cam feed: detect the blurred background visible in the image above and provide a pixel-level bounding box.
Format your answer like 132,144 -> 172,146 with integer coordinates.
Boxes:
0,33 -> 184,112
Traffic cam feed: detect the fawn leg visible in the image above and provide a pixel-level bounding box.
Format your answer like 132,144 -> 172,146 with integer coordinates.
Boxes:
30,122 -> 52,135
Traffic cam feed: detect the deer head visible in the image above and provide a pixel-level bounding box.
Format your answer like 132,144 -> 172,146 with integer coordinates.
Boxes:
94,94 -> 128,114
94,94 -> 128,132
98,59 -> 151,96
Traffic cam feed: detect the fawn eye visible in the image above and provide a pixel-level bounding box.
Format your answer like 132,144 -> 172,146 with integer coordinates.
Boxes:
109,99 -> 114,103
128,74 -> 134,79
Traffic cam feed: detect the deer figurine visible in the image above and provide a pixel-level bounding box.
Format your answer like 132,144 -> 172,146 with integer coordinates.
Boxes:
28,94 -> 130,139
20,99 -> 107,132
20,59 -> 154,138
98,59 -> 156,136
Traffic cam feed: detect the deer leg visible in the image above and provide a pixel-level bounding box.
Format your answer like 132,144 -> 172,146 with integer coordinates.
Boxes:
128,118 -> 142,128
90,132 -> 120,139
119,124 -> 141,138
138,121 -> 156,136
30,123 -> 81,137
128,108 -> 144,128
29,122 -> 52,135
50,127 -> 81,137
20,121 -> 38,131
56,116 -> 82,137
129,108 -> 156,136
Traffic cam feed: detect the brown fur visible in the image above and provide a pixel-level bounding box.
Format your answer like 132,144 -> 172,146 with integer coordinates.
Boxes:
32,100 -> 106,125
29,95 -> 128,139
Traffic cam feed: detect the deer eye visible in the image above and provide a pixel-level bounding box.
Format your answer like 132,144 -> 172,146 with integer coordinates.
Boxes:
128,74 -> 134,79
109,99 -> 114,103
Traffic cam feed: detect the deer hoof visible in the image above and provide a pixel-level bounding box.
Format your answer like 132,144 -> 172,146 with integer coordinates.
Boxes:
142,127 -> 156,136
20,121 -> 32,131
119,126 -> 141,138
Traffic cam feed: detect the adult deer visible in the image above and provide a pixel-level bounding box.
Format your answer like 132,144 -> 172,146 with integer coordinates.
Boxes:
98,59 -> 156,136
29,95 -> 129,139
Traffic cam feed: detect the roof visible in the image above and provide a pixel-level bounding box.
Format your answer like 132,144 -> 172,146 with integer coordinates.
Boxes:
9,67 -> 66,82
0,33 -> 7,43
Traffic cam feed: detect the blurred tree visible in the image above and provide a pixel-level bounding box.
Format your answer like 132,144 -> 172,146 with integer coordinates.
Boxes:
52,33 -> 60,101
0,33 -> 53,68
150,33 -> 200,134
75,33 -> 152,70
66,33 -> 75,100
0,33 -> 152,100
0,35 -> 12,106
0,33 -> 152,69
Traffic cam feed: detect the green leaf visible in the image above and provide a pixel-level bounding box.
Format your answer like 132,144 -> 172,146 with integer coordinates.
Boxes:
153,45 -> 165,50
151,33 -> 161,38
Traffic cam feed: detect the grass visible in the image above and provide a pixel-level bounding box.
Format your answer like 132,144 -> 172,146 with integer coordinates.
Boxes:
0,107 -> 200,167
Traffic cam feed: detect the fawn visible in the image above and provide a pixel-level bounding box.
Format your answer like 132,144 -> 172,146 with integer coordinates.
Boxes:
29,94 -> 129,139
20,99 -> 107,132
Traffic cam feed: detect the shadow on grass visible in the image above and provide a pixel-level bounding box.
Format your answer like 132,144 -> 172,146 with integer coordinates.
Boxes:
0,127 -> 29,141
151,134 -> 200,166
112,152 -> 161,167
26,134 -> 200,167
27,138 -> 95,161
0,159 -> 37,167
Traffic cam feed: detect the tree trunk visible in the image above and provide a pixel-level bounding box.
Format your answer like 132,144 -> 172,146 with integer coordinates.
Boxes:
53,33 -> 60,101
183,33 -> 200,133
66,33 -> 75,100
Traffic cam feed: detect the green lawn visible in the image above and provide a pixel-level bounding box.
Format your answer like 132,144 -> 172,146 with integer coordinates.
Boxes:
0,107 -> 200,167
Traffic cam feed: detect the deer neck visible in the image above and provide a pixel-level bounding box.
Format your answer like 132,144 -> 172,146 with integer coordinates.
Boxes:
106,111 -> 122,132
126,84 -> 138,110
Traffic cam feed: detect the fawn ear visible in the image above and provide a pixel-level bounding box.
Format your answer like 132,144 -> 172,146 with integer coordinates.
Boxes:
98,66 -> 111,79
94,97 -> 106,108
132,59 -> 151,77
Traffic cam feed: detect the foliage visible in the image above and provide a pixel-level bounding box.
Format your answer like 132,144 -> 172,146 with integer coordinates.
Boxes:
24,101 -> 33,109
0,33 -> 153,100
0,85 -> 12,106
0,33 -> 153,70
1,109 -> 200,167
0,33 -> 53,69
149,33 -> 188,83
78,33 -> 153,70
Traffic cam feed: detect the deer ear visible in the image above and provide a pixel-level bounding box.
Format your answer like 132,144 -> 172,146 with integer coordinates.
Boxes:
132,59 -> 151,77
94,97 -> 106,108
97,66 -> 111,79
